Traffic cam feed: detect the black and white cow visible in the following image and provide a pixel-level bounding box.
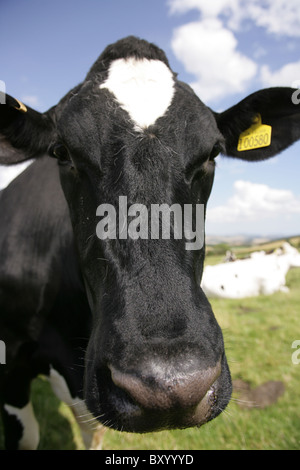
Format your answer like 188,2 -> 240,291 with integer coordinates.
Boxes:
0,157 -> 95,449
1,36 -> 300,449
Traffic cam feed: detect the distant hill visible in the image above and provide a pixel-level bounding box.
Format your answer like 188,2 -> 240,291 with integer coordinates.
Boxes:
205,235 -> 300,258
206,234 -> 300,247
206,234 -> 269,246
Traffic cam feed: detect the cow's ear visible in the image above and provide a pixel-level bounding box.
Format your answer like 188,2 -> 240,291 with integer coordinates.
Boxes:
0,94 -> 54,164
215,87 -> 300,161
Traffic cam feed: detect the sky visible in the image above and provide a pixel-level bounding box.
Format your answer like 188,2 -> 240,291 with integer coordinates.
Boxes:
1,0 -> 300,238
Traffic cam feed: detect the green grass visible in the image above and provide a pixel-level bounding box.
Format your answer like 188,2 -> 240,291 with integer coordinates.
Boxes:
1,258 -> 300,450
101,267 -> 300,450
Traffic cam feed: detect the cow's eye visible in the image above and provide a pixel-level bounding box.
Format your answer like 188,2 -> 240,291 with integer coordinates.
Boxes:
49,143 -> 71,164
209,143 -> 222,161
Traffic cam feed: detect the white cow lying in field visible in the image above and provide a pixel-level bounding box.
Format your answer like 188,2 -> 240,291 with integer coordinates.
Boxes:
201,243 -> 300,299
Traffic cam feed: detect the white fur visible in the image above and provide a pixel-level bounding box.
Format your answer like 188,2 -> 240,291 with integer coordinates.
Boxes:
4,402 -> 39,450
0,161 -> 33,190
48,366 -> 102,449
100,57 -> 175,131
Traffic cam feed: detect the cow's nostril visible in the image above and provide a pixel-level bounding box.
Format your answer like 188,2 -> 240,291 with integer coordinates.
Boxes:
109,361 -> 221,411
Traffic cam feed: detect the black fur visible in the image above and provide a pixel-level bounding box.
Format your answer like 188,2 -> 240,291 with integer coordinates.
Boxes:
1,36 -> 300,448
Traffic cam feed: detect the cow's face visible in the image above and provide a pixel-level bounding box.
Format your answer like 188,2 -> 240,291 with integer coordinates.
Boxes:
2,36 -> 299,433
48,39 -> 231,432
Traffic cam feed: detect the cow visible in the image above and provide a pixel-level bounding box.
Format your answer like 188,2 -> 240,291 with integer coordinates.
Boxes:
201,242 -> 300,299
0,157 -> 98,449
1,36 -> 300,450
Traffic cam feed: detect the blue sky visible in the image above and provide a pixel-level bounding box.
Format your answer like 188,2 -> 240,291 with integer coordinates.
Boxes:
1,0 -> 300,237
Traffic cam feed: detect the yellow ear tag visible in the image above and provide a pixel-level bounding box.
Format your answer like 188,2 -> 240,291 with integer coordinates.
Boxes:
237,114 -> 272,151
14,98 -> 27,113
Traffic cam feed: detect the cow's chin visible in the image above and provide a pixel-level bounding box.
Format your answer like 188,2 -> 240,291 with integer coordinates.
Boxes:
84,362 -> 232,433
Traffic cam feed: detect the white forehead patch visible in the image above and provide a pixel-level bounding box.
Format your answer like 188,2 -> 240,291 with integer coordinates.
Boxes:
100,57 -> 175,131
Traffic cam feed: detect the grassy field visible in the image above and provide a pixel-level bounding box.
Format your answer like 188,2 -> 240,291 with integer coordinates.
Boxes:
1,241 -> 300,450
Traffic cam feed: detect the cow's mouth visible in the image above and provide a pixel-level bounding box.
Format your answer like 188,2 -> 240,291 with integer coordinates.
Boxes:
101,381 -> 219,433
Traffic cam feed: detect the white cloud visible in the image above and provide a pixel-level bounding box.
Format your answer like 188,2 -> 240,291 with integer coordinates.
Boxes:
168,0 -> 238,17
260,61 -> 300,87
246,0 -> 300,37
171,19 -> 257,102
207,180 -> 300,224
21,95 -> 40,108
168,0 -> 300,36
168,0 -> 300,103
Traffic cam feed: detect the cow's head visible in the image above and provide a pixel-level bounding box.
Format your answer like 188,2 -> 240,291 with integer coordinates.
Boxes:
1,37 -> 300,432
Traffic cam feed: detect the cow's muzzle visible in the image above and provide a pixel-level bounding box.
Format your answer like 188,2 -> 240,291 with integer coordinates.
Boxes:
110,361 -> 221,410
86,354 -> 231,433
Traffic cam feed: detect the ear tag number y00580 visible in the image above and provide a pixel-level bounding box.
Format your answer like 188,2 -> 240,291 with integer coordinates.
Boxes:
237,114 -> 272,151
